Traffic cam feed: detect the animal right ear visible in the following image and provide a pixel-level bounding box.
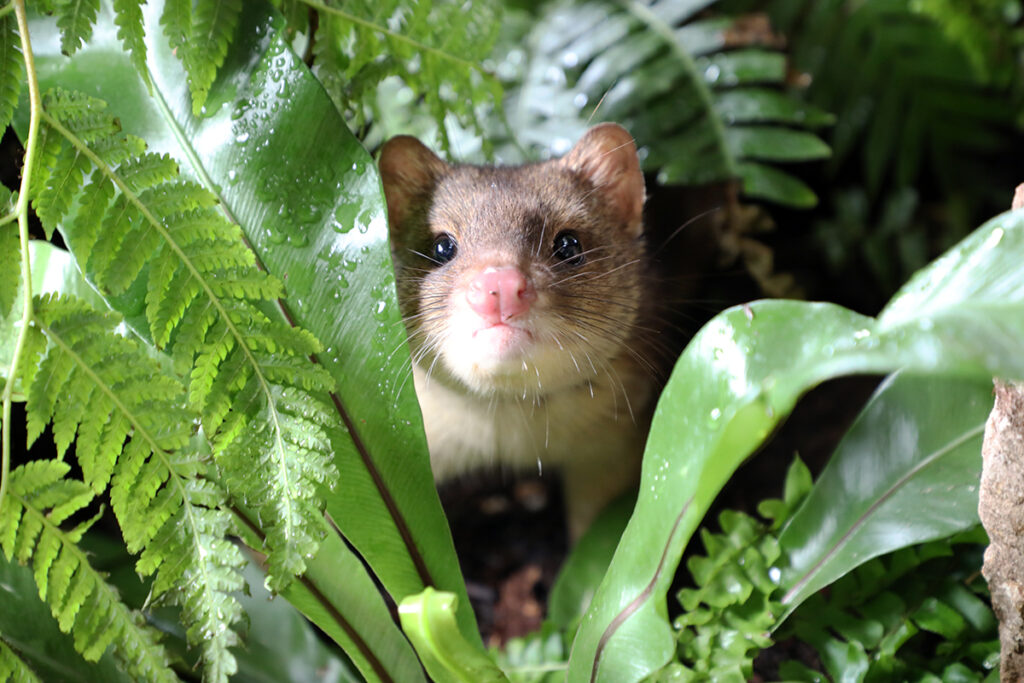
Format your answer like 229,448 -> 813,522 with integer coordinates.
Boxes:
378,136 -> 449,232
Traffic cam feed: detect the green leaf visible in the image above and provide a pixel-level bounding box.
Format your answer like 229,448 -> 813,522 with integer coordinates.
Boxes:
0,462 -> 177,681
28,0 -> 479,652
777,373 -> 990,615
0,553 -> 134,683
277,522 -> 427,683
55,0 -> 101,56
725,127 -> 832,162
0,11 -> 24,133
567,209 -> 1024,682
548,494 -> 633,629
399,588 -> 510,683
112,0 -> 150,91
179,0 -> 242,116
501,0 -> 830,207
736,161 -> 818,208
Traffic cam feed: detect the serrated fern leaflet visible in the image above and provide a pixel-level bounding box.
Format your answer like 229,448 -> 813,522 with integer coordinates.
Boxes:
14,293 -> 243,681
30,88 -> 336,587
0,460 -> 178,682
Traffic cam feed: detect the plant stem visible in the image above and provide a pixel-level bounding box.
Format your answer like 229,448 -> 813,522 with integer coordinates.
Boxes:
1,0 -> 40,516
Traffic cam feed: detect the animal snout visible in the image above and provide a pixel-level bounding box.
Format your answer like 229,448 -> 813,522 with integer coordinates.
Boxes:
466,267 -> 536,324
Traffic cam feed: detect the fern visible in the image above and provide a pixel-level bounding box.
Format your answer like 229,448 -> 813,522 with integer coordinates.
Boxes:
0,10 -> 23,133
54,0 -> 101,56
779,531 -> 997,681
0,460 -> 178,681
765,0 -> 1017,198
0,638 -> 43,683
306,0 -> 503,154
497,0 -> 832,207
31,87 -> 336,593
15,293 -> 244,681
179,0 -> 243,116
112,0 -> 150,91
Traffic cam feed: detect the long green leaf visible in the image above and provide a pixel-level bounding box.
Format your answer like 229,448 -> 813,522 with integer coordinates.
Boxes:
777,372 -> 991,619
567,209 -> 1023,682
27,0 -> 477,653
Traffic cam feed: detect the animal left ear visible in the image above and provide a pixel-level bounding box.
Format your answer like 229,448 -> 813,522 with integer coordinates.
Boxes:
558,123 -> 646,237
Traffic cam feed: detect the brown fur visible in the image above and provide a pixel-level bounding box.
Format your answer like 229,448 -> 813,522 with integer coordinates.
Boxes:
380,124 -> 662,536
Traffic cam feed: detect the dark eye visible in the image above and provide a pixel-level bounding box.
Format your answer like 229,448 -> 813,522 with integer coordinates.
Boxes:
432,233 -> 458,264
553,230 -> 584,266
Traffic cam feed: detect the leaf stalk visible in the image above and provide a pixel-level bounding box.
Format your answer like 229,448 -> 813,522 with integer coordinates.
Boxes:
1,0 -> 39,516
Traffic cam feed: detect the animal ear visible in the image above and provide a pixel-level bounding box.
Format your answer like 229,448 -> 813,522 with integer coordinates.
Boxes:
378,136 -> 449,233
558,123 -> 645,237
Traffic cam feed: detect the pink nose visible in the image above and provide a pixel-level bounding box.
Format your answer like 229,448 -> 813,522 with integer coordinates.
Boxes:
467,267 -> 536,324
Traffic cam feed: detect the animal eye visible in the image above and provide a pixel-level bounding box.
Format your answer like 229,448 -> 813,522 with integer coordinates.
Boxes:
553,230 -> 584,266
432,233 -> 458,264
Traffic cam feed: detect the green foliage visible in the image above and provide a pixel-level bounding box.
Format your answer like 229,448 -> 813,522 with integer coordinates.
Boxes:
175,0 -> 243,115
494,0 -> 832,207
304,0 -> 503,153
15,293 -> 242,681
2,1 -> 1021,682
0,11 -> 24,133
654,459 -> 810,681
0,460 -> 177,681
0,638 -> 43,683
31,86 -> 337,593
781,533 -> 998,681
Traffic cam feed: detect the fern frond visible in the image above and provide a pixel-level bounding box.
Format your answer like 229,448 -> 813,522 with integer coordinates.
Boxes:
54,0 -> 101,57
24,294 -> 245,682
160,0 -> 192,53
0,637 -> 43,683
0,11 -> 24,133
0,222 -> 17,319
500,0 -> 832,207
113,0 -> 151,91
217,384 -> 333,587
0,461 -> 178,682
178,0 -> 243,116
311,0 -> 503,153
31,88 -> 338,595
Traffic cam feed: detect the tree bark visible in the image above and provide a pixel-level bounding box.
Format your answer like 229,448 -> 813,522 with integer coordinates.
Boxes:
980,183 -> 1024,681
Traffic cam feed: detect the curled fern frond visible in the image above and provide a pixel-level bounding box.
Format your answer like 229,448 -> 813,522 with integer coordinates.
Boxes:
310,0 -> 503,154
0,638 -> 43,683
31,88 -> 337,593
0,460 -> 178,682
19,293 -> 245,682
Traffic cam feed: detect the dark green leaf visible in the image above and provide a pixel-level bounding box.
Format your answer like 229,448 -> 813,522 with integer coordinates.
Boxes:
777,373 -> 990,615
568,209 -> 1024,682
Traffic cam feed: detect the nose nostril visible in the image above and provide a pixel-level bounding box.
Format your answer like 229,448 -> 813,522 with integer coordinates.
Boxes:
467,267 -> 534,322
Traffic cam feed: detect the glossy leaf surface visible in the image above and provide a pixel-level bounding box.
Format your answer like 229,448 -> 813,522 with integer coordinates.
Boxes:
777,372 -> 991,616
398,588 -> 509,683
568,209 -> 1022,682
27,0 -> 476,649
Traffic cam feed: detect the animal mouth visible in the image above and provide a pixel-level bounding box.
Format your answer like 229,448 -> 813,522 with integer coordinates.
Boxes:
471,322 -> 534,358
